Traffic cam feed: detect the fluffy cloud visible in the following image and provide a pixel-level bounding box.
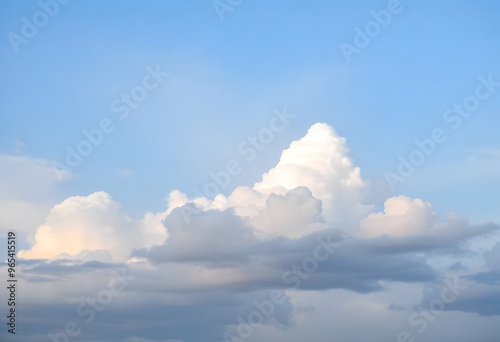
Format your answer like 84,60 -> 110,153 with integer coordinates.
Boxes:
251,123 -> 373,227
360,196 -> 438,237
254,124 -> 364,191
165,123 -> 372,239
252,186 -> 325,238
143,207 -> 259,265
19,192 -> 166,262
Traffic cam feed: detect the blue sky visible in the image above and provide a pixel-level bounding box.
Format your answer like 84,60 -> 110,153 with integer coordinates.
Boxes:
1,0 -> 499,220
1,1 -> 500,341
